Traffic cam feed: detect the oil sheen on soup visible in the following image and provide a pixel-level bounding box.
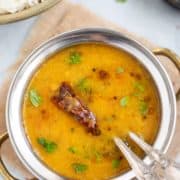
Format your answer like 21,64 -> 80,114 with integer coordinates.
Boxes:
23,43 -> 160,180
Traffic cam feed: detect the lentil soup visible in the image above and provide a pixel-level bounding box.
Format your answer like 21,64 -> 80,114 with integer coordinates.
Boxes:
23,43 -> 160,180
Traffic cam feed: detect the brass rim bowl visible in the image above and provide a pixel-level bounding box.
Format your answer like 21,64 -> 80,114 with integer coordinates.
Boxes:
0,28 -> 179,180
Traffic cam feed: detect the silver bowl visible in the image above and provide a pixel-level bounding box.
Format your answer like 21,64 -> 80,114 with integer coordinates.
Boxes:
0,28 -> 179,180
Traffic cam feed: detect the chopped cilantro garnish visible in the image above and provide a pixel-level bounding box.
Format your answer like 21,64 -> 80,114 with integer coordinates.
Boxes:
68,52 -> 81,64
72,163 -> 88,173
134,82 -> 145,93
120,96 -> 129,107
29,89 -> 42,107
112,159 -> 121,168
68,146 -> 77,154
76,78 -> 92,94
116,67 -> 124,73
37,137 -> 57,153
94,150 -> 102,162
139,101 -> 149,116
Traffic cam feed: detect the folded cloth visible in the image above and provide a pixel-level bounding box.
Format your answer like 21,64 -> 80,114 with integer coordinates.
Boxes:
0,0 -> 179,179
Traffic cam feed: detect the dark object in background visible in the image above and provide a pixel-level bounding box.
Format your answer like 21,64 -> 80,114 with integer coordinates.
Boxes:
166,0 -> 180,8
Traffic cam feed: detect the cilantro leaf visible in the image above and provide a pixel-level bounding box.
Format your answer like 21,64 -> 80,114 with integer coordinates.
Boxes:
112,159 -> 121,168
69,52 -> 81,64
94,150 -> 102,162
76,78 -> 92,94
139,101 -> 149,116
68,146 -> 77,154
116,67 -> 124,73
120,96 -> 129,107
72,163 -> 88,173
37,137 -> 57,153
29,89 -> 42,107
134,82 -> 145,93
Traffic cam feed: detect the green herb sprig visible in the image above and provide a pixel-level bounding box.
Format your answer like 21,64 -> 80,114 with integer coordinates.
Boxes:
139,101 -> 149,116
116,67 -> 124,74
112,159 -> 121,168
134,82 -> 145,93
76,78 -> 92,94
29,89 -> 42,107
68,146 -> 77,154
37,137 -> 57,153
69,52 -> 81,64
94,150 -> 102,162
120,96 -> 129,107
72,163 -> 88,173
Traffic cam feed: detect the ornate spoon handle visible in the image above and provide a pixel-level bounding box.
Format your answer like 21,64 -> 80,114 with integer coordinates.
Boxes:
114,133 -> 180,180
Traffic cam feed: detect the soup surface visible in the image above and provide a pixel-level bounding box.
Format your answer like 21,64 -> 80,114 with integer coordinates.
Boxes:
23,43 -> 160,180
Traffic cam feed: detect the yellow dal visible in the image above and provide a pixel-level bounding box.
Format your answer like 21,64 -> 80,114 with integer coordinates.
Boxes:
23,43 -> 160,180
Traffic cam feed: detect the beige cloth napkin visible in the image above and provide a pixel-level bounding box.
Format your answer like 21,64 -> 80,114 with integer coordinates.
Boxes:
0,0 -> 179,179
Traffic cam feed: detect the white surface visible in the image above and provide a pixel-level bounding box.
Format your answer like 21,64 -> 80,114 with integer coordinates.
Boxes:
71,0 -> 180,54
0,17 -> 35,80
0,0 -> 179,179
0,0 -> 180,75
0,0 -> 179,73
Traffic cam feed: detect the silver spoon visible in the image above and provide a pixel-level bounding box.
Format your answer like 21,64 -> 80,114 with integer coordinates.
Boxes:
113,132 -> 180,180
